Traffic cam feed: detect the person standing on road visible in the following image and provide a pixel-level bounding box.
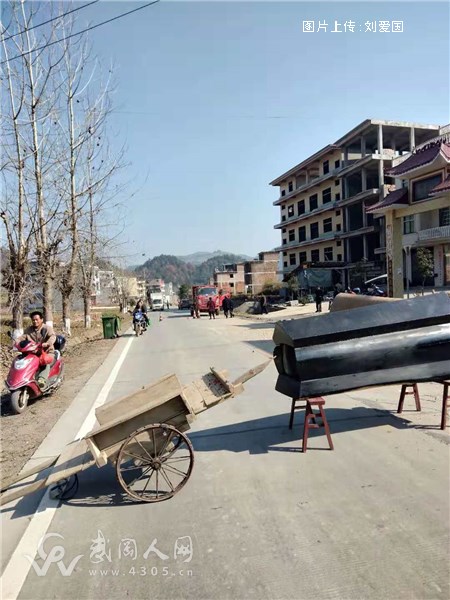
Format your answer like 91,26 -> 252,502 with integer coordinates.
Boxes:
207,297 -> 216,320
191,297 -> 200,319
222,296 -> 230,318
314,287 -> 324,313
228,297 -> 234,318
259,294 -> 268,315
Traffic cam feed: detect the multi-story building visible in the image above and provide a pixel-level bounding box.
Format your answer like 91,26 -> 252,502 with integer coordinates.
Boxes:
212,251 -> 279,295
271,119 -> 441,288
244,251 -> 280,295
213,263 -> 246,294
366,125 -> 450,296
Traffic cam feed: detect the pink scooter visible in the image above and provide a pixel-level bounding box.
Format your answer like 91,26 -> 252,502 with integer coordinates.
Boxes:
5,336 -> 65,414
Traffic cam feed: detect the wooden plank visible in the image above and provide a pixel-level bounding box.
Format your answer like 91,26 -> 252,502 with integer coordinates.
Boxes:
86,438 -> 108,468
0,479 -> 48,506
0,457 -> 58,492
88,394 -> 190,439
210,367 -> 234,394
182,383 -> 207,414
0,439 -> 94,507
95,373 -> 188,427
91,410 -> 191,454
231,359 -> 272,387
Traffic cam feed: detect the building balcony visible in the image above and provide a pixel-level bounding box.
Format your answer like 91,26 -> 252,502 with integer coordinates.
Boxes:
274,202 -> 339,229
337,188 -> 379,208
418,225 -> 450,242
275,231 -> 337,252
338,153 -> 395,177
273,168 -> 341,206
338,225 -> 377,239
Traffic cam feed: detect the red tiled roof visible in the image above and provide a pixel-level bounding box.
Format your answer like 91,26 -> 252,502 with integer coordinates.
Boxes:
387,142 -> 450,176
430,174 -> 450,195
366,188 -> 409,213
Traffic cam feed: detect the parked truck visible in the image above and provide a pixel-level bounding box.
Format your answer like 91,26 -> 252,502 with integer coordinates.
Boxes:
191,285 -> 229,316
150,291 -> 164,311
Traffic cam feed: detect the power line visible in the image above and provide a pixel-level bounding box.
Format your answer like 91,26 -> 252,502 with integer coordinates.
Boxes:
1,0 -> 160,65
1,0 -> 100,42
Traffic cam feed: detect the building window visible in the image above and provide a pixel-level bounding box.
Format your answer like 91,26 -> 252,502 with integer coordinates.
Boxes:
230,282 -> 234,287
403,215 -> 415,234
337,240 -> 342,246
311,249 -> 320,262
283,261 -> 288,268
439,207 -> 450,226
281,190 -> 286,196
335,193 -> 341,201
323,218 -> 332,233
309,194 -> 318,211
288,205 -> 294,217
334,161 -> 340,170
230,273 -> 234,278
288,229 -> 295,242
335,180 -> 340,186
337,254 -> 342,261
322,188 -> 332,204
299,251 -> 307,264
289,253 -> 296,266
298,226 -> 306,242
282,228 -> 286,233
288,181 -> 293,192
412,174 -> 442,202
323,160 -> 329,175
324,247 -> 333,261
282,239 -> 287,245
310,222 -> 319,239
336,210 -> 341,216
336,223 -> 342,232
297,199 -> 305,215
283,252 -> 287,257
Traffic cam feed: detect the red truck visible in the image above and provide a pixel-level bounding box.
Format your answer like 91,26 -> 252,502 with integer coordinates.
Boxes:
192,285 -> 230,315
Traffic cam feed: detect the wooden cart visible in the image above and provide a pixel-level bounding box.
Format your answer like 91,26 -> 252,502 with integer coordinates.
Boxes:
0,360 -> 270,506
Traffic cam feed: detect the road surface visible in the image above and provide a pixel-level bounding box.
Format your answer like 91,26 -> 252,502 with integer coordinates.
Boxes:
1,309 -> 449,600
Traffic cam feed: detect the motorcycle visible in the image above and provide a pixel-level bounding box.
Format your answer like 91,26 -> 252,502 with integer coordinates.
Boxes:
5,335 -> 66,414
133,310 -> 148,336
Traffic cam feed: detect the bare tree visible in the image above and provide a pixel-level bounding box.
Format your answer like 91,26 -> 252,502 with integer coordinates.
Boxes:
1,38 -> 29,336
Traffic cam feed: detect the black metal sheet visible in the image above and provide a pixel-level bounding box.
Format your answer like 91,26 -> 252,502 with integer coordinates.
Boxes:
272,293 -> 450,348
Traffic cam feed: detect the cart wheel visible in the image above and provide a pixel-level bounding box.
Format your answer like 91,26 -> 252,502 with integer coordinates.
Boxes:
116,424 -> 194,503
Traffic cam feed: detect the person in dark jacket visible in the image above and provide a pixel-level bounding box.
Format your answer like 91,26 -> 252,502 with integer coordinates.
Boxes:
222,296 -> 230,318
314,287 -> 324,313
259,294 -> 268,315
228,297 -> 234,318
207,297 -> 216,320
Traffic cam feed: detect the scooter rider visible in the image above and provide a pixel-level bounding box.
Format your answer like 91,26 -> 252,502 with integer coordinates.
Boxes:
17,311 -> 56,389
133,298 -> 150,327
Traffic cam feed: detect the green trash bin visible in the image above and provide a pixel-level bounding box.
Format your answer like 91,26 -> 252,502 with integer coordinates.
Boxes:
101,315 -> 117,339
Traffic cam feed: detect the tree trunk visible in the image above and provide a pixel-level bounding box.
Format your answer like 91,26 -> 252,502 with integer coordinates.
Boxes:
11,295 -> 24,340
83,294 -> 91,329
43,276 -> 54,325
62,293 -> 72,336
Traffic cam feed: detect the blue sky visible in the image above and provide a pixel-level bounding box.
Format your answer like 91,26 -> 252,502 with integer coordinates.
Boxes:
79,1 -> 449,263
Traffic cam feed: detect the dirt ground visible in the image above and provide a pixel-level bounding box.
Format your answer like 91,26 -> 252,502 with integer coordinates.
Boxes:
0,314 -> 131,483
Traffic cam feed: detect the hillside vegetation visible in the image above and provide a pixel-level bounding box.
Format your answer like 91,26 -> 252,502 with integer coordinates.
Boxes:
134,253 -> 250,287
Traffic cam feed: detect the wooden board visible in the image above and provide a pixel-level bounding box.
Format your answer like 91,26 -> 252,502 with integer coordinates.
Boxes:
0,439 -> 94,506
95,373 -> 192,427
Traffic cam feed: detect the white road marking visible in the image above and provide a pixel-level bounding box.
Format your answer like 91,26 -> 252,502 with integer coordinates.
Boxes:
0,336 -> 134,600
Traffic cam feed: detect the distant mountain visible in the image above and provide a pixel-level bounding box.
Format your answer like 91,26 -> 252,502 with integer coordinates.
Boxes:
134,252 -> 254,288
177,250 -> 254,265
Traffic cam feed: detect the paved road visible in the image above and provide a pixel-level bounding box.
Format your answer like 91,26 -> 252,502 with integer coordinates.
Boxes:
2,309 -> 449,599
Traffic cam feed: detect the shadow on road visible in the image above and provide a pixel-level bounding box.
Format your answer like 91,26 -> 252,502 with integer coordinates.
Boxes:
189,407 -> 412,455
